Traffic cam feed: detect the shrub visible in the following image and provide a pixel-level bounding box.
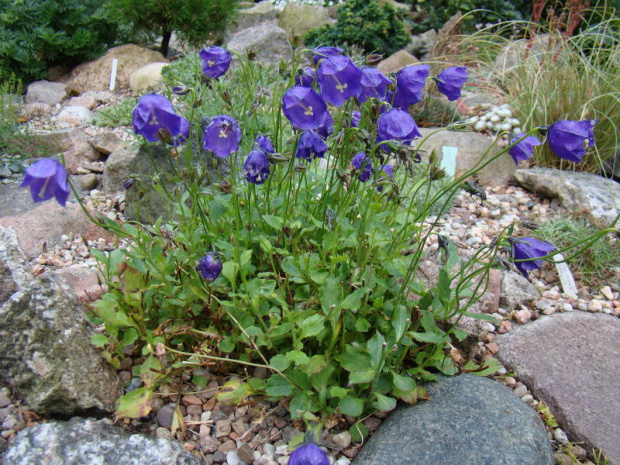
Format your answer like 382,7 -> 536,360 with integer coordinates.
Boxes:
107,0 -> 240,57
0,0 -> 129,84
304,0 -> 410,56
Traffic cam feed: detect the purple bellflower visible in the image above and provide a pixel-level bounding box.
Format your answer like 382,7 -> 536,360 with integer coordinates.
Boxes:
376,109 -> 422,148
547,119 -> 598,163
358,67 -> 392,103
282,87 -> 329,131
199,46 -> 232,79
244,149 -> 271,184
203,115 -> 242,158
510,237 -> 556,276
347,110 -> 362,128
351,152 -> 373,182
316,56 -> 363,107
316,111 -> 333,138
311,46 -> 344,65
196,252 -> 222,281
434,66 -> 468,101
21,158 -> 70,207
289,443 -> 329,465
296,131 -> 328,161
509,133 -> 542,164
132,94 -> 190,146
255,134 -> 275,154
295,67 -> 316,87
392,65 -> 430,108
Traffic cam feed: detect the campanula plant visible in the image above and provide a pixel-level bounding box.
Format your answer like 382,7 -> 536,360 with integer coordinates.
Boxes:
78,41 -> 618,435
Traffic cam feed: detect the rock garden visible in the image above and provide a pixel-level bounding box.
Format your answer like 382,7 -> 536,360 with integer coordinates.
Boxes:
1,1 -> 619,464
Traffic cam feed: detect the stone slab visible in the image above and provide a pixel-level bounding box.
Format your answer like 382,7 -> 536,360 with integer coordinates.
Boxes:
497,312 -> 620,464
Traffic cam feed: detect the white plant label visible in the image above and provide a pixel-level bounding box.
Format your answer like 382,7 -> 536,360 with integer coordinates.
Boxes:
440,146 -> 458,178
554,253 -> 577,295
109,58 -> 118,91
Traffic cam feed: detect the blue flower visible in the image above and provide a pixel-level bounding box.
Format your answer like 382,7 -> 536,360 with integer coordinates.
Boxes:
203,115 -> 242,158
358,67 -> 392,103
510,237 -> 556,276
392,65 -> 430,108
289,443 -> 329,465
132,94 -> 189,146
509,133 -> 542,164
282,87 -> 329,131
547,119 -> 598,163
196,252 -> 222,281
296,131 -> 328,161
434,66 -> 468,101
376,109 -> 422,148
199,46 -> 232,79
316,56 -> 363,107
352,152 -> 373,182
310,46 -> 344,64
244,149 -> 271,184
21,158 -> 70,207
255,134 -> 275,154
295,67 -> 315,87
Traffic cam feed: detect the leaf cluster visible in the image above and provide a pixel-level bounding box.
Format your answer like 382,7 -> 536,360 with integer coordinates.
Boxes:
304,0 -> 410,56
0,0 -> 131,83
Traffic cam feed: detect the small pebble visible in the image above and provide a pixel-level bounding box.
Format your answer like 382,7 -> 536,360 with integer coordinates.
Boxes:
553,428 -> 570,445
513,384 -> 528,398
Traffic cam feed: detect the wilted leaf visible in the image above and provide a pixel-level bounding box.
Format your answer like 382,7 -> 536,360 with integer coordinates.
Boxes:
115,386 -> 153,420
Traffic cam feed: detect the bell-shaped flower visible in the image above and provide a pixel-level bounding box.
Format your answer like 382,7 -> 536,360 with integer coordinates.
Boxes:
547,119 -> 598,163
295,67 -> 316,87
296,131 -> 328,161
21,158 -> 70,207
203,115 -> 242,158
282,87 -> 329,131
509,133 -> 542,164
316,56 -> 363,107
316,111 -> 333,138
244,149 -> 271,184
132,94 -> 190,146
255,134 -> 275,154
351,152 -> 373,182
376,109 -> 422,148
289,443 -> 329,465
346,111 -> 361,128
311,46 -> 344,65
358,67 -> 392,103
510,237 -> 556,277
199,46 -> 232,79
392,65 -> 430,108
196,252 -> 222,281
434,66 -> 468,101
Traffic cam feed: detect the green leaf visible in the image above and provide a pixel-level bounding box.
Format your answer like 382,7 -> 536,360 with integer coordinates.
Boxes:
373,392 -> 397,412
220,336 -> 235,353
270,354 -> 291,371
392,305 -> 409,341
263,215 -> 284,230
91,296 -> 137,328
355,317 -> 371,332
340,344 -> 371,373
367,332 -> 385,369
257,235 -> 272,255
122,327 -> 139,347
349,422 -> 369,441
304,355 -> 328,375
392,372 -> 415,391
320,278 -> 340,314
91,333 -> 109,347
349,369 -> 376,385
240,249 -> 252,268
140,355 -> 162,388
452,328 -> 468,341
409,331 -> 449,344
340,396 -> 365,417
222,260 -> 239,285
281,257 -> 303,279
341,287 -> 369,311
286,350 -> 309,366
265,374 -> 294,397
299,314 -> 325,339
217,379 -> 253,403
463,357 -> 503,376
392,386 -> 419,404
329,386 -> 349,400
192,375 -> 208,388
115,386 -> 153,419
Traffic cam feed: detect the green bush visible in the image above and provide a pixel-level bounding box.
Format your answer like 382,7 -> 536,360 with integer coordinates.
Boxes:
107,0 -> 240,57
304,0 -> 410,56
0,0 -> 129,84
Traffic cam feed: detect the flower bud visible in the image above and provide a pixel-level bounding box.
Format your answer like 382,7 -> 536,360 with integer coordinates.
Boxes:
366,53 -> 383,67
290,33 -> 302,48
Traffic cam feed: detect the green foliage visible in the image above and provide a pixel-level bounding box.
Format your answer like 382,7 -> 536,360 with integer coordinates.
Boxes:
536,216 -> 620,285
0,0 -> 130,84
94,98 -> 138,128
409,0 -> 528,35
304,0 -> 410,56
460,12 -> 620,173
107,0 -> 240,56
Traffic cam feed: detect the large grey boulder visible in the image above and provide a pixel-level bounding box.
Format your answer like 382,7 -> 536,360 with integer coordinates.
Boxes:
102,144 -> 140,194
418,128 -> 517,186
514,167 -> 620,226
353,374 -> 554,465
230,1 -> 277,33
25,80 -> 67,105
226,24 -> 292,66
57,105 -> 95,126
4,417 -> 201,465
278,2 -> 332,36
129,62 -> 169,92
0,227 -> 119,416
28,127 -> 99,174
497,312 -> 620,464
